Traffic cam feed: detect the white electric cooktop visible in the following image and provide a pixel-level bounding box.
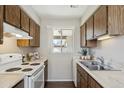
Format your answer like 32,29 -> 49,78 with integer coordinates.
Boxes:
0,62 -> 44,76
0,53 -> 45,76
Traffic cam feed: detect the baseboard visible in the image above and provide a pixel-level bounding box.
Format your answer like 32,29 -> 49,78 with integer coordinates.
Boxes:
47,79 -> 73,82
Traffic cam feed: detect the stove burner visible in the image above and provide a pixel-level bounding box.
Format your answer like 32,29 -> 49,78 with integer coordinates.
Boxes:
30,63 -> 40,66
22,68 -> 33,72
6,67 -> 22,72
21,63 -> 29,65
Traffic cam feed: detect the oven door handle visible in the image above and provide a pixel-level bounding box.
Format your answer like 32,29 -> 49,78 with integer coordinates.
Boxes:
31,65 -> 45,80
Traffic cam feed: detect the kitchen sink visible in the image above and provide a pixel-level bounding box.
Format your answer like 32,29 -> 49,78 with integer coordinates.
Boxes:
80,61 -> 120,71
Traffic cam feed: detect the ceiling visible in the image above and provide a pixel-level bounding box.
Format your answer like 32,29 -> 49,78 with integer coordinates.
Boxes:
31,5 -> 88,19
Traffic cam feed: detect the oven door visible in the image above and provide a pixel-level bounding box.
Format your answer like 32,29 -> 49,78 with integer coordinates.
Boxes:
30,65 -> 45,88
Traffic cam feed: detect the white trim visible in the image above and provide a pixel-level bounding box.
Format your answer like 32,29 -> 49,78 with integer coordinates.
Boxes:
47,79 -> 73,81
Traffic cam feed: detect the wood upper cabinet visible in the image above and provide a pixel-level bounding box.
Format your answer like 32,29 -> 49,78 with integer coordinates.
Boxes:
94,6 -> 107,37
86,16 -> 94,40
20,10 -> 30,32
35,24 -> 40,47
86,15 -> 97,48
30,19 -> 36,46
5,5 -> 21,28
17,39 -> 29,47
30,19 -> 40,47
86,39 -> 97,48
0,6 -> 3,44
108,5 -> 124,35
80,24 -> 86,47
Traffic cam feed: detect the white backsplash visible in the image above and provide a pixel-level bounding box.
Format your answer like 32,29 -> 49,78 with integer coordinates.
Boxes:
91,35 -> 124,70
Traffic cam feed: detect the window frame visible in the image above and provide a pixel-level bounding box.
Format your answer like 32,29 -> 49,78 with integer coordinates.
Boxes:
52,28 -> 74,53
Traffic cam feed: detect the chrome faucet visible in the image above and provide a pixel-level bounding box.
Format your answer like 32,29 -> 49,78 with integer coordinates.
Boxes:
97,56 -> 104,65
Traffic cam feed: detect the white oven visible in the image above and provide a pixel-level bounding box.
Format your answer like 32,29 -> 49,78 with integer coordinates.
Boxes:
28,65 -> 45,88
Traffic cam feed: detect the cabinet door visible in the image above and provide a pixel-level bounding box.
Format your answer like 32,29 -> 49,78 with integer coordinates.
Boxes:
30,19 -> 36,46
80,24 -> 86,47
80,76 -> 87,88
77,71 -> 81,88
21,10 -> 30,32
86,16 -> 94,40
77,64 -> 88,88
108,5 -> 124,35
94,6 -> 107,37
0,6 -> 3,44
88,75 -> 102,88
5,5 -> 20,28
35,24 -> 40,47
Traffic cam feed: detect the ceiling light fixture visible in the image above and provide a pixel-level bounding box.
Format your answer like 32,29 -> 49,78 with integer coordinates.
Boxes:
98,35 -> 114,40
70,5 -> 79,8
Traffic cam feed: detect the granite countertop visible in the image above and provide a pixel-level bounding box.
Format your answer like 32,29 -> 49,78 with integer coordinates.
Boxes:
77,61 -> 124,88
26,57 -> 47,64
0,73 -> 25,88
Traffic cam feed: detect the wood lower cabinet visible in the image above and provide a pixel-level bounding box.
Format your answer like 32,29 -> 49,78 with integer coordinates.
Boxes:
77,71 -> 81,88
77,64 -> 88,88
77,64 -> 102,88
44,60 -> 48,87
108,5 -> 124,35
80,75 -> 87,88
88,75 -> 102,88
80,24 -> 86,47
0,5 -> 3,44
5,5 -> 21,28
20,10 -> 30,32
94,6 -> 107,37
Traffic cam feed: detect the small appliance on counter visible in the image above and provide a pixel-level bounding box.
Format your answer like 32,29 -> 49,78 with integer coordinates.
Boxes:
33,52 -> 40,60
27,52 -> 34,61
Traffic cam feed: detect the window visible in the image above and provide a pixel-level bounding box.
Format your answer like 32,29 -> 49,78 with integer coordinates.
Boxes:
52,28 -> 73,53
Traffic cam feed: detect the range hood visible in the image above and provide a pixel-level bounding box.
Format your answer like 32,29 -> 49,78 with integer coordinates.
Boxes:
3,22 -> 33,39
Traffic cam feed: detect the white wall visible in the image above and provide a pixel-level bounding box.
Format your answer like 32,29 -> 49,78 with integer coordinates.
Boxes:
80,5 -> 124,70
92,36 -> 124,70
39,18 -> 80,81
0,6 -> 40,54
80,5 -> 100,26
20,5 -> 40,25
